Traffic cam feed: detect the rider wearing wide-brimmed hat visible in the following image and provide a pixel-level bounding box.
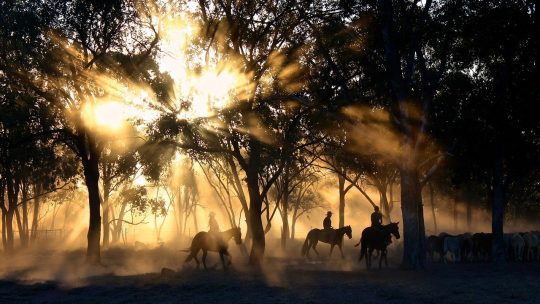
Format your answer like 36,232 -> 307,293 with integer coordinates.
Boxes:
323,211 -> 333,241
323,211 -> 333,230
371,206 -> 383,228
208,211 -> 220,233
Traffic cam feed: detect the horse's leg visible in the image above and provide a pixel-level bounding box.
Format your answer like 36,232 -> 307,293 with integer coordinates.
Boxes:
193,255 -> 200,269
225,250 -> 232,266
368,248 -> 374,269
190,248 -> 201,268
365,248 -> 369,268
339,244 -> 345,259
379,251 -> 383,269
219,251 -> 227,270
183,253 -> 193,266
313,241 -> 320,257
329,244 -> 335,257
202,250 -> 208,270
384,250 -> 389,266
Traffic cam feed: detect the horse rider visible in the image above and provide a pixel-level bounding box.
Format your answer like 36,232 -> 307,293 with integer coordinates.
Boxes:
209,211 -> 220,233
371,206 -> 389,246
371,206 -> 383,228
208,212 -> 225,247
323,211 -> 333,240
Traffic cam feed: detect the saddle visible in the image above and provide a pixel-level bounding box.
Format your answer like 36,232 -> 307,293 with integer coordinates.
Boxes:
321,228 -> 336,243
367,226 -> 390,247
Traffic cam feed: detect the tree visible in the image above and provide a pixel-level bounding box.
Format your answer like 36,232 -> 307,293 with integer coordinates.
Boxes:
146,0 -> 314,265
0,0 -> 160,262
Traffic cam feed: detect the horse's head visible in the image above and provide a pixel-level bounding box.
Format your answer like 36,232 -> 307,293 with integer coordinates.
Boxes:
232,227 -> 242,245
345,225 -> 352,239
389,222 -> 400,239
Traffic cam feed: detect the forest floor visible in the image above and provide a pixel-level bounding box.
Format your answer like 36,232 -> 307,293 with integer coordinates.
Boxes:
1,241 -> 539,303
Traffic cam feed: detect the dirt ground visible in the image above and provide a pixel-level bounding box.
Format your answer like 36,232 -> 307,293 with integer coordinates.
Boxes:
1,242 -> 539,304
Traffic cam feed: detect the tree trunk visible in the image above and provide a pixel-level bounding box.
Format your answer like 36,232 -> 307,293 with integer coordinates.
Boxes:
281,194 -> 289,249
491,145 -> 506,263
227,156 -> 250,234
5,210 -> 14,252
378,184 -> 391,223
102,181 -> 111,248
192,204 -> 199,233
453,196 -> 458,231
21,182 -> 29,247
111,199 -> 127,243
177,187 -> 184,239
1,180 -> 6,249
400,163 -> 426,269
247,172 -> 264,265
83,155 -> 102,264
429,183 -> 437,234
2,212 -> 6,249
5,176 -> 18,252
281,173 -> 290,250
15,208 -> 26,247
291,206 -> 298,241
338,173 -> 345,228
466,199 -> 472,231
31,183 -> 41,242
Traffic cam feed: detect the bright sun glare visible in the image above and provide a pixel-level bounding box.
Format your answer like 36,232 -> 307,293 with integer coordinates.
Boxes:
93,102 -> 127,129
79,13 -> 251,133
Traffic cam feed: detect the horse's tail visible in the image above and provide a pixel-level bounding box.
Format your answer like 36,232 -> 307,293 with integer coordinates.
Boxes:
301,232 -> 311,256
359,236 -> 367,262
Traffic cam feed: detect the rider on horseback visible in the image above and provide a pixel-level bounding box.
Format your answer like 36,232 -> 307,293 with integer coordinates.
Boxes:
209,212 -> 220,233
324,211 -> 333,230
371,206 -> 389,245
208,212 -> 225,247
323,211 -> 333,241
371,206 -> 383,228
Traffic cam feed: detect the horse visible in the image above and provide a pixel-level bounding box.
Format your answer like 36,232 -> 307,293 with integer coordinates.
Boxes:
183,227 -> 242,270
357,222 -> 400,269
301,226 -> 352,258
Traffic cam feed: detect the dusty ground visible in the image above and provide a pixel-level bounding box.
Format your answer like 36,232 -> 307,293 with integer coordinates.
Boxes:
1,242 -> 539,303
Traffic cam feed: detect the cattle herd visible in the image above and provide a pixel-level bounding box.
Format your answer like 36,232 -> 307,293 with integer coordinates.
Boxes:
426,231 -> 540,263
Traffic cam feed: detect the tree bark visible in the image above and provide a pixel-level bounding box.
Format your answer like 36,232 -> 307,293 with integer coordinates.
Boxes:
491,144 -> 506,263
1,180 -> 6,249
5,175 -> 19,252
83,155 -> 102,264
247,172 -> 264,265
102,175 -> 111,248
21,182 -> 29,247
31,183 -> 42,242
400,162 -> 426,269
453,196 -> 458,231
338,173 -> 346,228
378,184 -> 391,223
291,206 -> 298,240
466,193 -> 472,230
280,177 -> 290,249
429,183 -> 437,234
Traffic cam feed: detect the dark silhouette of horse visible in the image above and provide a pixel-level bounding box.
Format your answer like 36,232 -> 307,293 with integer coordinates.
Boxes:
357,222 -> 400,269
183,227 -> 242,269
301,226 -> 352,258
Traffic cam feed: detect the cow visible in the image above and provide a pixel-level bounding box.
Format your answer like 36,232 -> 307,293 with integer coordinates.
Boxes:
443,235 -> 462,263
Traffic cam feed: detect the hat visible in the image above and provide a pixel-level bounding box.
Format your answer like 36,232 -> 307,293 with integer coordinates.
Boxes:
209,211 -> 216,217
327,211 -> 332,215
